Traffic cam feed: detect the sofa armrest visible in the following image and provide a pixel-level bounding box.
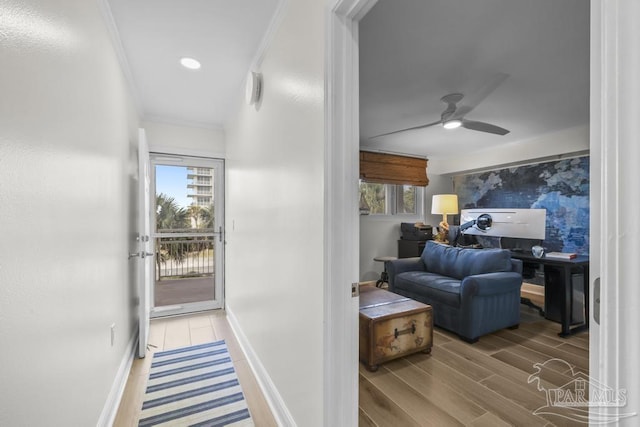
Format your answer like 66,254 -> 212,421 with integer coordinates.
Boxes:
460,272 -> 523,298
510,258 -> 523,274
387,257 -> 425,291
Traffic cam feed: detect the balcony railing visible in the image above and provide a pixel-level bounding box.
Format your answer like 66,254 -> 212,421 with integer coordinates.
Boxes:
155,233 -> 214,280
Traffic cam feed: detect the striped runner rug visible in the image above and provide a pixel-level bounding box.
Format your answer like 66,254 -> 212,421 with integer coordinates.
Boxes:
138,340 -> 254,427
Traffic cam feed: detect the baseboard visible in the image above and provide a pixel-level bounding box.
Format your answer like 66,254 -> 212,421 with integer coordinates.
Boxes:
226,304 -> 296,426
97,332 -> 138,427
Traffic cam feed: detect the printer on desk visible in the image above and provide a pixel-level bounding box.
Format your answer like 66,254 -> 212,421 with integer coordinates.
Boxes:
398,223 -> 433,258
400,222 -> 433,241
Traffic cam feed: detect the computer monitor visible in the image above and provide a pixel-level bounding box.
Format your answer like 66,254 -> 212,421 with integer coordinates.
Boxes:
459,208 -> 546,240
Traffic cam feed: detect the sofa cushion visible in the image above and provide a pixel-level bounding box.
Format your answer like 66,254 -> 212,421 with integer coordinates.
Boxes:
395,271 -> 461,307
421,241 -> 512,280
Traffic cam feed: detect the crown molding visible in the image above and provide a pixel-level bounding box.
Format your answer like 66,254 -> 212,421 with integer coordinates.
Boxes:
224,0 -> 289,129
96,0 -> 143,117
249,0 -> 289,71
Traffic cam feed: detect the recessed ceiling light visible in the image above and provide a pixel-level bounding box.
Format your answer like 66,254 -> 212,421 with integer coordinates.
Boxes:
180,57 -> 201,70
443,119 -> 462,130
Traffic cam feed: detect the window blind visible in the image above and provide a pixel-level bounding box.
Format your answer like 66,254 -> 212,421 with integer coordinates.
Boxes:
359,151 -> 429,186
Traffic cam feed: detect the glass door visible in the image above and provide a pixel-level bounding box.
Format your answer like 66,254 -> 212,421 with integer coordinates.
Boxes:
150,154 -> 224,316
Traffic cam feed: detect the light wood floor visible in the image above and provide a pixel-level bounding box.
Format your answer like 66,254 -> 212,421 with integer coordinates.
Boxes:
115,286 -> 586,426
359,300 -> 589,426
113,310 -> 277,427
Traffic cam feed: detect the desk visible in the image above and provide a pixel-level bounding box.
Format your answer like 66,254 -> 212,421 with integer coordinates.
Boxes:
510,252 -> 589,337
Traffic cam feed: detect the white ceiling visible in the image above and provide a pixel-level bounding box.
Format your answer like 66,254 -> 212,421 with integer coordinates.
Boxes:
104,0 -> 589,148
106,0 -> 279,128
359,0 -> 590,159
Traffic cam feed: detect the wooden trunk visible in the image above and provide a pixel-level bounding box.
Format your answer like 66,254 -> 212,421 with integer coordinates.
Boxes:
359,286 -> 433,371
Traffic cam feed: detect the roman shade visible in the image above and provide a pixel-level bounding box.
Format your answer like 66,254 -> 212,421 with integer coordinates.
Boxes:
359,151 -> 429,186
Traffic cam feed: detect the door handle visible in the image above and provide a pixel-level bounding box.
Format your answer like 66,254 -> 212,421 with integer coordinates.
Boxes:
141,252 -> 154,258
593,277 -> 600,325
128,252 -> 140,259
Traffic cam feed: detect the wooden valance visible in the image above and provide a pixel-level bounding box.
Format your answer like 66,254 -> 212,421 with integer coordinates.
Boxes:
359,151 -> 429,186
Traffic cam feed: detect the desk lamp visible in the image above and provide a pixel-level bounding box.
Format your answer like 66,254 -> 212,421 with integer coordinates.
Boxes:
431,194 -> 458,243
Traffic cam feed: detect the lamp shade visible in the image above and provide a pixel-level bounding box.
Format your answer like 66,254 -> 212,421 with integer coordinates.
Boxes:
431,194 -> 459,215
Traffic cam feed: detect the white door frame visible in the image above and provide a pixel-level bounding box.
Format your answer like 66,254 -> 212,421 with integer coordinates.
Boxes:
149,154 -> 225,317
590,0 -> 640,421
327,0 -> 639,423
137,129 -> 153,358
325,0 -> 377,424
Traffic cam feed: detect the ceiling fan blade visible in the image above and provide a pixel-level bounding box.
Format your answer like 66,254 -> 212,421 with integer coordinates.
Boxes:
462,119 -> 510,135
459,73 -> 509,115
370,119 -> 441,139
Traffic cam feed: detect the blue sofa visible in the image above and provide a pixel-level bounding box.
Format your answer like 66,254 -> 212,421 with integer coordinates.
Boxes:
387,241 -> 523,343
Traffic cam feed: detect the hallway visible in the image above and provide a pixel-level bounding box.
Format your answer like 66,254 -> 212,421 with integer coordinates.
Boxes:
113,311 -> 277,426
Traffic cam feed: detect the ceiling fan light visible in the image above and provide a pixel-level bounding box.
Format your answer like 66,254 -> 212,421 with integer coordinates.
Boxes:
180,57 -> 201,70
443,119 -> 462,130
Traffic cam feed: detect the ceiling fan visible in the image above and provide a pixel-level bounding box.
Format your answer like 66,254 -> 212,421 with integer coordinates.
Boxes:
371,92 -> 510,138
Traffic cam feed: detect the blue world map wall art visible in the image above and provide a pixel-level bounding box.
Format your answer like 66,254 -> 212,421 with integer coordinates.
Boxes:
452,156 -> 590,255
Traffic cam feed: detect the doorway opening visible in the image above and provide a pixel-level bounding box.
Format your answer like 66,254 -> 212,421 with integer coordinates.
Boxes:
150,154 -> 225,317
353,0 -> 594,424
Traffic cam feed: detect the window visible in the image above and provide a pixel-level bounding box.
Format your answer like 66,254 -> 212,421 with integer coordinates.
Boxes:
359,181 -> 423,216
396,185 -> 417,214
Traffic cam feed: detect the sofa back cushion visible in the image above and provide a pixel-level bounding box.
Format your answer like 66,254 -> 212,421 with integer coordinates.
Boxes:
421,241 -> 512,280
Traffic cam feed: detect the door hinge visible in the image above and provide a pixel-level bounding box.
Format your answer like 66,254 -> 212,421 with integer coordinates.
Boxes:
351,283 -> 359,298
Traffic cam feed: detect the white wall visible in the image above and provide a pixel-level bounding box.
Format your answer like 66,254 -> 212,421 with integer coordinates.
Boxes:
430,124 -> 589,175
142,120 -> 225,157
0,1 -> 139,425
224,0 -> 325,425
359,125 -> 588,280
359,173 -> 453,281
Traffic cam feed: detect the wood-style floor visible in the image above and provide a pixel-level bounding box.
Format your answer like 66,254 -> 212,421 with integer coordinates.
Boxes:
113,310 -> 277,427
115,286 -> 586,426
359,291 -> 589,427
